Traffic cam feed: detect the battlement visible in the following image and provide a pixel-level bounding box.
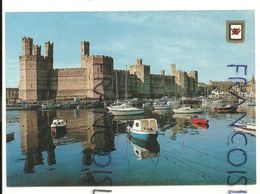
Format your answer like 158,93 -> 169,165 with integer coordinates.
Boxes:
52,68 -> 86,77
22,37 -> 33,41
91,55 -> 113,64
45,41 -> 53,46
45,41 -> 54,58
19,55 -> 45,61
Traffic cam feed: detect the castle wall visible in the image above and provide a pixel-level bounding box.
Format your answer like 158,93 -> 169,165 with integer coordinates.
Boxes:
50,68 -> 88,100
129,59 -> 151,98
113,70 -> 136,100
19,37 -> 198,102
150,74 -> 175,98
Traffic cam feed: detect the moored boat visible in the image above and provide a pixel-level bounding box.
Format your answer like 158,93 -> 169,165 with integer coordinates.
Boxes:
50,119 -> 67,133
153,103 -> 171,110
108,103 -> 144,116
127,118 -> 158,141
214,105 -> 238,113
173,107 -> 203,114
7,132 -> 15,143
191,118 -> 209,124
41,102 -> 57,110
234,121 -> 256,131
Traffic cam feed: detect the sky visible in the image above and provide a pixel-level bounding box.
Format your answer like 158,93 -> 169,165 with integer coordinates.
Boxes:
5,11 -> 255,87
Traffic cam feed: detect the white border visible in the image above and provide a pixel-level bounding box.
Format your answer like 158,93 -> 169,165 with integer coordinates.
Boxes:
2,0 -> 260,194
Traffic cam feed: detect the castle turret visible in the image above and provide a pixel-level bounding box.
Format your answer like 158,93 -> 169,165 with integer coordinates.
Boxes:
81,41 -> 90,56
171,64 -> 177,76
45,41 -> 53,59
22,37 -> 33,56
81,41 -> 91,68
32,44 -> 41,56
129,58 -> 151,97
136,58 -> 142,65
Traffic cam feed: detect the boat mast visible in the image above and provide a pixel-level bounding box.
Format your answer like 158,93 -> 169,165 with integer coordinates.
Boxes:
116,71 -> 118,103
125,65 -> 128,104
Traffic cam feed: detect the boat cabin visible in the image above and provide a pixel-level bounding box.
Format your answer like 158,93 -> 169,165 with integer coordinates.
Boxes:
51,119 -> 67,127
133,119 -> 158,131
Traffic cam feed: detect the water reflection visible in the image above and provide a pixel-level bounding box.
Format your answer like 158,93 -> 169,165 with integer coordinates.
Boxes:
8,105 -> 255,185
128,135 -> 160,160
19,109 -> 116,174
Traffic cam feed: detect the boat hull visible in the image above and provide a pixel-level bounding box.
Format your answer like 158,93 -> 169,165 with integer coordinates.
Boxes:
173,109 -> 203,114
214,107 -> 237,113
191,118 -> 208,124
129,131 -> 158,141
108,109 -> 144,116
153,106 -> 171,110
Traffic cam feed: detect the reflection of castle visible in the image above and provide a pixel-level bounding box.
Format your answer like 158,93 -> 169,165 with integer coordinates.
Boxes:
19,37 -> 198,102
20,111 -> 56,173
19,109 -> 116,171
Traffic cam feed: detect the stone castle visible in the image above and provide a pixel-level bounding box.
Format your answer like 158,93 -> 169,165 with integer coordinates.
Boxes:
19,37 -> 198,102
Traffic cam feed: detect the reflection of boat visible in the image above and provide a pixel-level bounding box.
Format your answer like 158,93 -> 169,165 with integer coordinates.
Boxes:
51,127 -> 67,139
113,114 -> 144,122
7,132 -> 15,143
127,118 -> 158,141
214,105 -> 237,113
173,107 -> 203,114
128,135 -> 160,160
192,123 -> 209,129
191,118 -> 208,125
41,102 -> 57,110
50,119 -> 67,133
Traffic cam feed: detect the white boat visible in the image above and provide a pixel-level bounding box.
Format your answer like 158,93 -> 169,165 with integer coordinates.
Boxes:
108,68 -> 144,116
153,102 -> 171,110
108,103 -> 144,115
172,107 -> 203,114
234,121 -> 256,131
127,118 -> 158,141
50,119 -> 67,132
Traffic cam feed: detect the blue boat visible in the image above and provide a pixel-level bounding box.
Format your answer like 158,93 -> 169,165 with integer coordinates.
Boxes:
127,118 -> 158,141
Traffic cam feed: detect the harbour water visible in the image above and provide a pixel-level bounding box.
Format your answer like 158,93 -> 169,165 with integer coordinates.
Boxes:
6,107 -> 256,186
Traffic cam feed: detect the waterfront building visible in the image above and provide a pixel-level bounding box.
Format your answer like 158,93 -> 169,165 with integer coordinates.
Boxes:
6,88 -> 19,103
18,37 -> 198,102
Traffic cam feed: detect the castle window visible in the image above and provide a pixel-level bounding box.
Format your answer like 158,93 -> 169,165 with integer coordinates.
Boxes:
100,65 -> 103,73
97,67 -> 99,73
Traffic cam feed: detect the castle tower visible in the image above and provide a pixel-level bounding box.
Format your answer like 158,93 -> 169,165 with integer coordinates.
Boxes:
81,41 -> 90,56
45,41 -> 54,70
19,37 -> 52,101
171,64 -> 177,76
45,41 -> 53,59
188,71 -> 198,96
32,44 -> 41,56
22,37 -> 33,56
81,41 -> 90,68
129,58 -> 151,97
